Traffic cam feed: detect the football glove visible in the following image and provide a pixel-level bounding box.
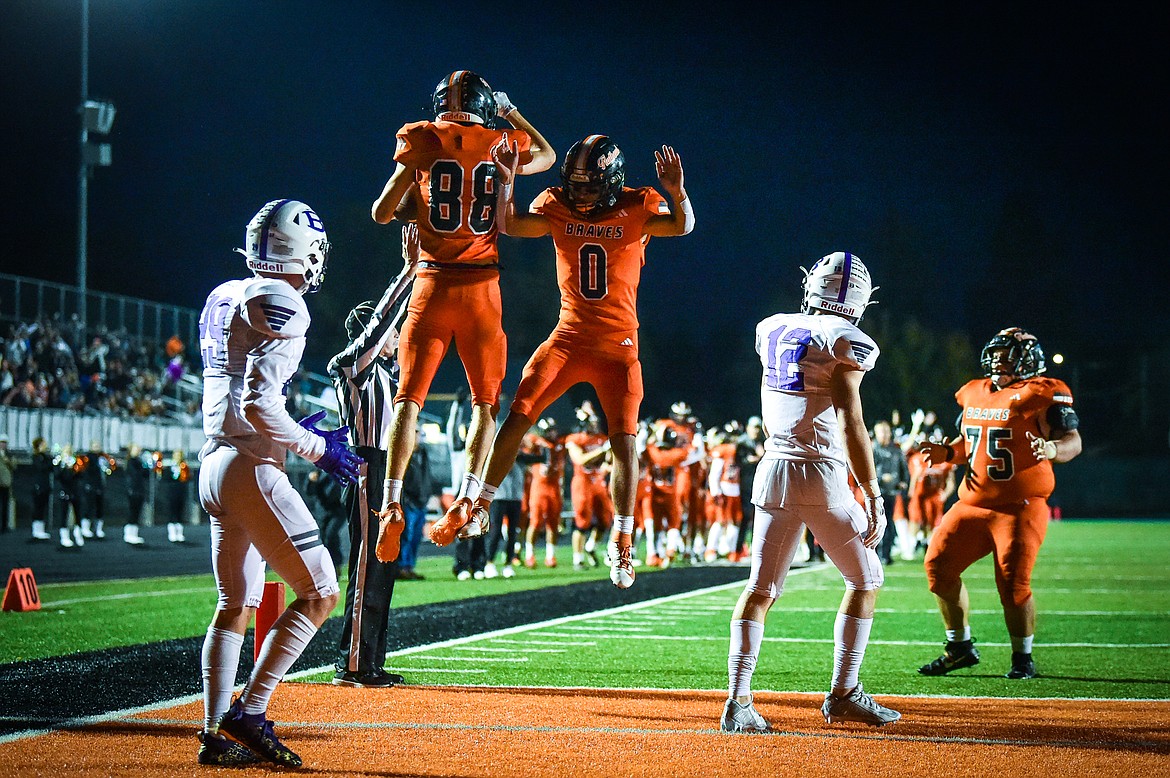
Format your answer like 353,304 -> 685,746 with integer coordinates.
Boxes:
299,411 -> 363,487
861,491 -> 886,550
493,91 -> 517,118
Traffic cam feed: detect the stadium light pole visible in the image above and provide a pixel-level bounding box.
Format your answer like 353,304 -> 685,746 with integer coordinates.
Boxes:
78,0 -> 115,331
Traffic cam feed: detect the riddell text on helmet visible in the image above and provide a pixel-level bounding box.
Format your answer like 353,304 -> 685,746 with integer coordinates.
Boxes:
819,300 -> 854,315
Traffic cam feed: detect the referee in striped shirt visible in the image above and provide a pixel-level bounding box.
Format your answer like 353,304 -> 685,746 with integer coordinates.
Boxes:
328,225 -> 418,688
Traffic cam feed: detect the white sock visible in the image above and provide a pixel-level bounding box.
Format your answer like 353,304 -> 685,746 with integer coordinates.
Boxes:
613,514 -> 634,536
202,627 -> 245,732
573,552 -> 584,565
728,618 -> 765,699
457,473 -> 483,502
946,625 -> 972,643
241,609 -> 317,716
545,542 -> 555,560
642,520 -> 656,557
707,523 -> 724,554
479,483 -> 497,505
584,534 -> 596,553
384,478 -> 403,505
831,612 -> 873,696
1011,635 -> 1034,653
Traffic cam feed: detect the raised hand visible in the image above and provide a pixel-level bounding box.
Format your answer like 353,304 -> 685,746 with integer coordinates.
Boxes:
491,133 -> 520,187
654,145 -> 685,199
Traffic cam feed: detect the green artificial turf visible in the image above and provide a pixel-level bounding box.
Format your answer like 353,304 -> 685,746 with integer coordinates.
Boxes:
0,546 -> 629,664
297,520 -> 1170,700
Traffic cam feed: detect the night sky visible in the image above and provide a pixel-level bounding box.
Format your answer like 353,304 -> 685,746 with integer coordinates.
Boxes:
2,2 -> 1166,433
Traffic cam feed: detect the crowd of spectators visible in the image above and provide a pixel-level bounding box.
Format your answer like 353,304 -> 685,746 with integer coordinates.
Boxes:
0,314 -> 192,419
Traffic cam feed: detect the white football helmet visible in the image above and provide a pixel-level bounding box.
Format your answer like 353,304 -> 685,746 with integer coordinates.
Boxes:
236,199 -> 331,294
801,251 -> 877,322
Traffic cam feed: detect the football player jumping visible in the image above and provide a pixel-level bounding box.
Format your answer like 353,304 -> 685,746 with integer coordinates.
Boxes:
453,134 -> 694,589
917,327 -> 1081,680
370,71 -> 555,562
722,252 -> 901,733
195,200 -> 362,767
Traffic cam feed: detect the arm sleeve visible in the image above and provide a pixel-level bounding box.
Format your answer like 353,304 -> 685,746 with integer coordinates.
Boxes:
241,338 -> 325,463
330,268 -> 414,388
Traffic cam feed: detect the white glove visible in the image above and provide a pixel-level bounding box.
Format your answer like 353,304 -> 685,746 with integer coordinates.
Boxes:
493,91 -> 516,118
861,494 -> 886,550
911,408 -> 925,426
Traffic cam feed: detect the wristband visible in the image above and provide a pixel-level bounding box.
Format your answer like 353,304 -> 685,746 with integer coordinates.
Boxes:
862,479 -> 881,500
679,195 -> 695,234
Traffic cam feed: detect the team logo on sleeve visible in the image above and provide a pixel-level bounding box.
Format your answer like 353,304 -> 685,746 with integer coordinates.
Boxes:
260,302 -> 296,332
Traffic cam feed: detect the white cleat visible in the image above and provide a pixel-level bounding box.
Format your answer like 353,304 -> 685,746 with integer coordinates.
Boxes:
608,542 -> 636,589
456,503 -> 490,540
821,683 -> 901,727
720,697 -> 770,733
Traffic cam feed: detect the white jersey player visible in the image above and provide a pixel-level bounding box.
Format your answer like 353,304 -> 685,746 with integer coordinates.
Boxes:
721,251 -> 901,734
195,199 -> 362,768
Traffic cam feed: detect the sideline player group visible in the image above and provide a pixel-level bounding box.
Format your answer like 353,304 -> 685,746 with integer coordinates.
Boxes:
192,69 -> 1082,766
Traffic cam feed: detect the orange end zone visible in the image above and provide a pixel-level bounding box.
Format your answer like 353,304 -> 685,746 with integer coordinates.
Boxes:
2,685 -> 1167,777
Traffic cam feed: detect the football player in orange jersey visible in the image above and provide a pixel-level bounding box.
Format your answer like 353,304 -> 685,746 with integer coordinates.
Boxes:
900,430 -> 956,560
565,403 -> 615,569
663,401 -> 707,554
525,417 -> 566,568
452,133 -> 693,589
371,71 -> 555,562
917,328 -> 1081,680
643,423 -> 689,566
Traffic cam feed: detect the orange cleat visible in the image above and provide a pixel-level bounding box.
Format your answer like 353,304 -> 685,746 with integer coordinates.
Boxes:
647,553 -> 662,567
375,503 -> 405,563
545,556 -> 557,568
524,554 -> 537,569
429,497 -> 472,547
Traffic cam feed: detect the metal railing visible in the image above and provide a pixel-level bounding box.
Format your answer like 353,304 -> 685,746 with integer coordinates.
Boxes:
0,272 -> 200,348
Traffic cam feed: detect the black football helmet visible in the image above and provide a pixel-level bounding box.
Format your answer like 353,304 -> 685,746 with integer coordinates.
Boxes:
432,70 -> 497,126
980,327 -> 1046,383
560,135 -> 625,216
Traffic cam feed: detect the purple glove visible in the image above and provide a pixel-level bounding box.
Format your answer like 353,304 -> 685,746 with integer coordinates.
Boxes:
298,411 -> 363,487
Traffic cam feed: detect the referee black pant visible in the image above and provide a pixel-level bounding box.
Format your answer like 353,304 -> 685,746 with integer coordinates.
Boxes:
336,446 -> 397,674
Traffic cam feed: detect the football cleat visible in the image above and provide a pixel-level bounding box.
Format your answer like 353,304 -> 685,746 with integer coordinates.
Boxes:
217,698 -> 302,768
457,502 -> 490,540
429,497 -> 473,546
821,683 -> 901,727
375,502 -> 405,563
196,729 -> 262,766
720,697 -> 770,734
1006,651 -> 1038,679
545,556 -> 558,568
609,542 -> 636,589
524,554 -> 537,569
918,640 -> 980,676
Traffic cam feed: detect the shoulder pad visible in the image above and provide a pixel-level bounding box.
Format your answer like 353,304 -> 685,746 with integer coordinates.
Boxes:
531,188 -> 563,215
1032,376 -> 1074,405
394,122 -> 441,165
826,319 -> 879,371
241,279 -> 310,339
